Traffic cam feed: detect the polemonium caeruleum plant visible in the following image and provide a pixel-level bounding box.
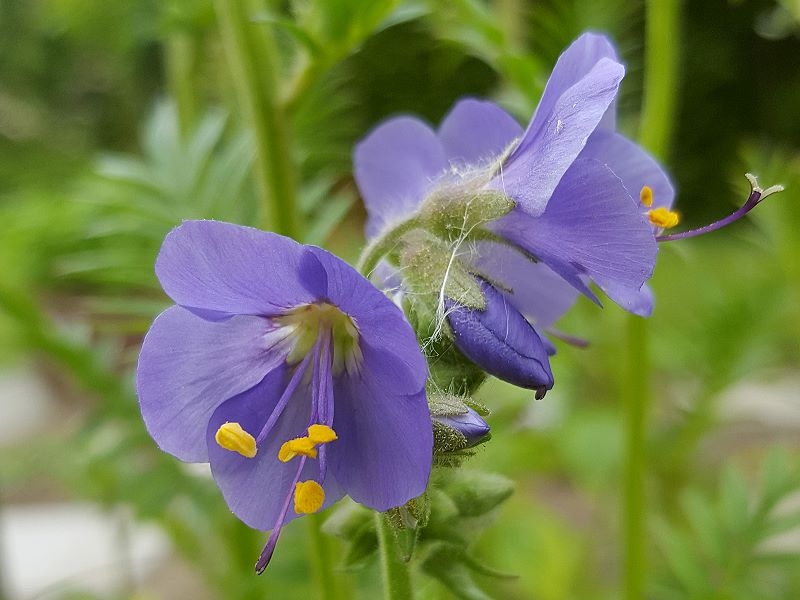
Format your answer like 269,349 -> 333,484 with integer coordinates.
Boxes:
137,220 -> 432,572
134,29 -> 785,594
355,33 -> 680,396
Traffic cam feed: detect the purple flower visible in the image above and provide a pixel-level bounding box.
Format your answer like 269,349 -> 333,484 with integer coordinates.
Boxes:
136,220 -> 432,572
433,407 -> 490,447
353,33 -> 675,388
445,278 -> 553,396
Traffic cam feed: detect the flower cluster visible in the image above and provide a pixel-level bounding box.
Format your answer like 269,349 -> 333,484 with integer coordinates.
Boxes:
354,33 -> 675,394
136,32 -> 781,573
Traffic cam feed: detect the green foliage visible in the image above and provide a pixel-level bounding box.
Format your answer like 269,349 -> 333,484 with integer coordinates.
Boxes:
324,469 -> 515,599
61,102 -> 252,282
3,1 -> 800,599
654,447 -> 800,599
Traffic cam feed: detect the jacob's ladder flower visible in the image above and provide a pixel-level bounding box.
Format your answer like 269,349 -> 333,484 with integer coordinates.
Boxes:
354,33 -> 674,392
136,220 -> 432,573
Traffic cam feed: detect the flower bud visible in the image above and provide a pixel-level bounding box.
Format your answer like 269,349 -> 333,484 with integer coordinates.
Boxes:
433,408 -> 490,446
446,278 -> 553,396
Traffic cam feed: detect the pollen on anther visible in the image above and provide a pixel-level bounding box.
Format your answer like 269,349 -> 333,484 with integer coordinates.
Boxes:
278,437 -> 317,462
647,207 -> 679,229
639,186 -> 654,207
307,424 -> 337,444
294,480 -> 325,514
215,422 -> 257,458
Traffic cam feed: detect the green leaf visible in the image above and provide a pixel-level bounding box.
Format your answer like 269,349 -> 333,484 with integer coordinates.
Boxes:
340,526 -> 378,570
303,189 -> 356,246
680,489 -> 727,565
718,464 -> 751,535
443,470 -> 514,518
653,517 -> 713,597
422,545 -> 495,600
322,500 -> 373,539
761,446 -> 797,505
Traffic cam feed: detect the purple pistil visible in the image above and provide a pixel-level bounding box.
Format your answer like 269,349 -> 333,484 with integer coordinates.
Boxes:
657,175 -> 783,242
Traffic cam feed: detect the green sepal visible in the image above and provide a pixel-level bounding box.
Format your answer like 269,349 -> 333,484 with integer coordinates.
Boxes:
443,470 -> 515,518
429,391 -> 474,417
463,397 -> 489,416
422,489 -> 468,545
419,187 -> 515,241
429,391 -> 491,457
398,229 -> 486,310
433,447 -> 482,469
429,391 -> 490,423
419,329 -> 488,397
432,420 -> 469,453
385,493 -> 431,561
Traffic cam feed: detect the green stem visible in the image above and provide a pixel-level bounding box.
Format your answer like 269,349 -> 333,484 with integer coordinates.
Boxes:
622,315 -> 649,600
307,512 -> 349,600
624,2 -> 681,598
214,0 -> 300,238
639,0 -> 681,159
356,218 -> 419,276
375,512 -> 413,600
164,30 -> 199,137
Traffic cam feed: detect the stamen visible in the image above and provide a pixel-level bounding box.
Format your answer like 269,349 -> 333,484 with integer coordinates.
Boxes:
278,437 -> 317,462
277,425 -> 338,463
647,207 -> 680,229
294,480 -> 325,514
255,456 -> 308,574
307,424 -> 337,444
640,185 -> 654,207
310,331 -> 337,483
214,422 -> 257,458
312,331 -> 334,427
658,173 -> 784,242
255,421 -> 339,572
255,350 -> 315,445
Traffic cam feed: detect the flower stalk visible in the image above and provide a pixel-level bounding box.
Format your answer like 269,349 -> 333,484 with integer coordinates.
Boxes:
375,512 -> 413,600
164,30 -> 200,137
621,314 -> 649,600
213,0 -> 300,238
626,1 -> 681,599
307,512 -> 349,600
357,217 -> 420,277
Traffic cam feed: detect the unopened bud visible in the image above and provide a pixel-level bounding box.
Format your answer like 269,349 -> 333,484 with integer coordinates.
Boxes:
433,408 -> 490,446
446,278 -> 554,393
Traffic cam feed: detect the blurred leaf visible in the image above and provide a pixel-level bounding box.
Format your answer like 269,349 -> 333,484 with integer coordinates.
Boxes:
443,470 -> 515,518
655,448 -> 800,599
718,464 -> 751,534
422,545 -> 494,600
680,489 -> 726,566
53,100 -> 258,329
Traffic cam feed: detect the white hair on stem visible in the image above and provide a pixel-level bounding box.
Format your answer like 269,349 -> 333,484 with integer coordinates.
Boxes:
423,194 -> 491,352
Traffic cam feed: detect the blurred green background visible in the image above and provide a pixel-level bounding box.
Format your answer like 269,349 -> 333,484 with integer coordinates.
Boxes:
1,0 -> 799,599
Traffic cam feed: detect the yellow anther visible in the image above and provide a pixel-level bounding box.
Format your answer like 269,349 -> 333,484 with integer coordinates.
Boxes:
215,422 -> 257,458
294,480 -> 325,514
307,424 -> 337,444
647,207 -> 680,229
278,437 -> 317,462
640,185 -> 654,207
